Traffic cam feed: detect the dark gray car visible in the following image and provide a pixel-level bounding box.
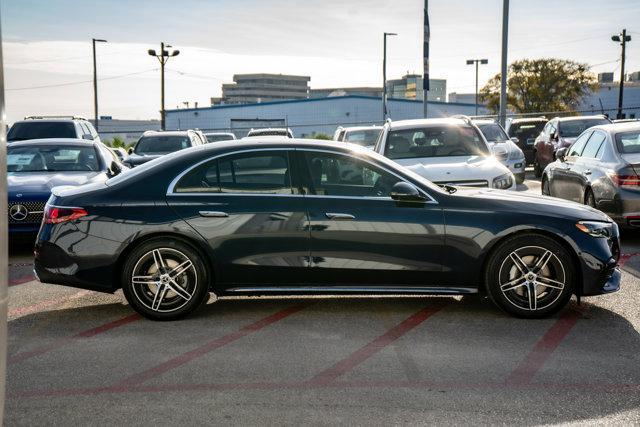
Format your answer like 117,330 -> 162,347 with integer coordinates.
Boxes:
542,122 -> 640,227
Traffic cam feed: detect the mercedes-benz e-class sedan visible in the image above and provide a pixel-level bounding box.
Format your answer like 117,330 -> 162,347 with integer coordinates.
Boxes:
34,139 -> 620,320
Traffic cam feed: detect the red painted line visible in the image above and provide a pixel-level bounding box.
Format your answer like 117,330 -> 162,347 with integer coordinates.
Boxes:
116,304 -> 308,387
8,290 -> 92,318
505,310 -> 581,386
8,314 -> 141,365
619,252 -> 639,268
308,304 -> 444,385
9,275 -> 35,287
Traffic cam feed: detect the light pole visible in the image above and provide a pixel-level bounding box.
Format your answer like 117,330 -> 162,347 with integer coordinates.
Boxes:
92,38 -> 107,132
612,29 -> 631,119
148,42 -> 180,130
498,0 -> 509,127
382,32 -> 397,120
466,59 -> 488,116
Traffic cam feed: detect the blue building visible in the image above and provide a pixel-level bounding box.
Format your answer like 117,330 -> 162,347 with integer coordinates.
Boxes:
165,95 -> 483,138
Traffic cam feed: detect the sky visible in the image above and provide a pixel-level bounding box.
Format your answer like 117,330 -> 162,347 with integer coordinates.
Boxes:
2,0 -> 639,123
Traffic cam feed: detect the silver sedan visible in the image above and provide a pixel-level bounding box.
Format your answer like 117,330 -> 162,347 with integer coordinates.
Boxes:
473,120 -> 526,184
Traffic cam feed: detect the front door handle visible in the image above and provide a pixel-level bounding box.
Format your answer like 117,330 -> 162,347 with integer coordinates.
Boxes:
199,211 -> 229,218
325,212 -> 355,221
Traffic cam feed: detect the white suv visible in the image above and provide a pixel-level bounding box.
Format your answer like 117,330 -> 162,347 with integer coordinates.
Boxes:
374,117 -> 516,190
8,116 -> 101,143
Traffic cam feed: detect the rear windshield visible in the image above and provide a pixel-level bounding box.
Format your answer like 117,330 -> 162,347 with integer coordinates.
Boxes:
509,122 -> 545,140
476,123 -> 509,142
135,135 -> 192,154
384,125 -> 489,159
559,119 -> 610,138
206,134 -> 235,142
8,122 -> 76,141
7,145 -> 100,172
615,131 -> 640,154
344,129 -> 382,147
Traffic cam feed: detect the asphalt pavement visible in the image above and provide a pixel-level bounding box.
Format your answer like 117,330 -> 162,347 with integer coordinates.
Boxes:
5,171 -> 640,426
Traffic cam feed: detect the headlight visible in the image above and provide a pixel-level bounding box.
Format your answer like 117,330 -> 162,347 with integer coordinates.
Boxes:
492,173 -> 514,189
575,221 -> 613,238
508,148 -> 525,160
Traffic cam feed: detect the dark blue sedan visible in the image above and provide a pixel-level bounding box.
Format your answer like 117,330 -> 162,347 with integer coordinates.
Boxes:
8,138 -> 126,236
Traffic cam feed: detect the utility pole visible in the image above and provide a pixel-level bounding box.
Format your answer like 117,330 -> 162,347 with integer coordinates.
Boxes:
466,58 -> 488,116
498,0 -> 509,127
148,42 -> 180,130
382,32 -> 397,121
612,29 -> 631,119
92,38 -> 107,132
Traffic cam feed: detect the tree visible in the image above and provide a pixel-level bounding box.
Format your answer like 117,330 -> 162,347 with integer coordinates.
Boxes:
308,132 -> 332,140
479,58 -> 598,114
108,136 -> 127,148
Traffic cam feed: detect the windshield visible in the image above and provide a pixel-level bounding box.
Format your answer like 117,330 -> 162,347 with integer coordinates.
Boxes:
135,135 -> 192,154
7,145 -> 100,172
8,121 -> 76,141
559,119 -> 610,138
384,125 -> 489,159
344,129 -> 382,146
615,131 -> 640,154
206,134 -> 235,142
477,123 -> 509,142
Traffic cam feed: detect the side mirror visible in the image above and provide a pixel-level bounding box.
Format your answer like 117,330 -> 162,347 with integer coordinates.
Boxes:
390,182 -> 426,203
549,132 -> 558,142
82,133 -> 93,140
556,147 -> 568,162
510,137 -> 519,144
127,147 -> 134,155
108,161 -> 122,177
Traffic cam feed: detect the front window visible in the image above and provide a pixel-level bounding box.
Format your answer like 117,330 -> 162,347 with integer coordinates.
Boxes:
135,135 -> 192,155
8,122 -> 76,141
384,125 -> 489,160
476,123 -> 509,142
7,145 -> 100,172
558,119 -> 610,138
343,129 -> 382,147
615,131 -> 640,154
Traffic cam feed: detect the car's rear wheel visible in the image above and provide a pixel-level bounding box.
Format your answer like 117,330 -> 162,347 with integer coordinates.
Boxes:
122,238 -> 209,321
485,234 -> 574,318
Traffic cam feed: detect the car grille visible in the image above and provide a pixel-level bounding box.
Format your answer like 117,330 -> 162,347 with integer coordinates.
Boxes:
8,200 -> 46,224
434,180 -> 489,188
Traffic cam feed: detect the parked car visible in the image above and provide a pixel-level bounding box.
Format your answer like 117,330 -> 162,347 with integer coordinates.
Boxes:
246,128 -> 293,138
124,130 -> 203,167
374,117 -> 515,190
8,138 -> 126,236
505,117 -> 547,166
34,139 -> 620,320
111,147 -> 128,162
8,116 -> 101,143
204,132 -> 236,143
333,126 -> 382,149
472,119 -> 526,184
533,115 -> 611,177
542,122 -> 640,228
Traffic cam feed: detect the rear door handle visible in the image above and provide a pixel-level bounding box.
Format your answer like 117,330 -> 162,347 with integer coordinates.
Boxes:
199,211 -> 229,218
325,213 -> 355,221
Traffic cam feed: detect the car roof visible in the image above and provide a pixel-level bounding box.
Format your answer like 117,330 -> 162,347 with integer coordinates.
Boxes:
555,115 -> 609,122
341,125 -> 382,132
589,122 -> 640,134
8,138 -> 96,147
387,117 -> 468,130
509,117 -> 547,123
204,132 -> 234,135
471,119 -> 498,125
142,130 -> 191,137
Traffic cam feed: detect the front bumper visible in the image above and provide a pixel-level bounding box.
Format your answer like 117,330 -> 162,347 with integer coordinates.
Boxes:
576,224 -> 621,296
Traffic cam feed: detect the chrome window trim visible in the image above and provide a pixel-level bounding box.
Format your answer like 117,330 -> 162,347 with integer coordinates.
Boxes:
166,147 -> 438,204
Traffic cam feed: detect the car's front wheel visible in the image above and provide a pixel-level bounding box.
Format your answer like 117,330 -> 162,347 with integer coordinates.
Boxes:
122,238 -> 210,321
485,234 -> 574,318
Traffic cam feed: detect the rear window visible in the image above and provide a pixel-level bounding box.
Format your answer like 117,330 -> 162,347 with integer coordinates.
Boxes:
509,122 -> 545,142
344,129 -> 382,147
615,131 -> 640,154
7,145 -> 100,172
559,119 -> 610,138
206,134 -> 235,142
8,122 -> 76,141
135,135 -> 192,154
384,125 -> 489,160
476,123 -> 509,142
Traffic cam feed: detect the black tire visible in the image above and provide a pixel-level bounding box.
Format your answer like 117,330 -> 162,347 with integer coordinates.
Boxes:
122,237 -> 210,321
533,155 -> 542,178
515,172 -> 525,185
484,234 -> 574,318
541,176 -> 550,196
585,189 -> 596,208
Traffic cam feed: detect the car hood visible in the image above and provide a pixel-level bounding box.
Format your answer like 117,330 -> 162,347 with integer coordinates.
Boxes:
454,187 -> 612,222
395,156 -> 511,183
8,172 -> 105,198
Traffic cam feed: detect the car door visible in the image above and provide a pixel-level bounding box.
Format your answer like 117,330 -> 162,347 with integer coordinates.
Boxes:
297,149 -> 445,288
550,131 -> 590,200
166,149 -> 310,288
575,130 -> 608,202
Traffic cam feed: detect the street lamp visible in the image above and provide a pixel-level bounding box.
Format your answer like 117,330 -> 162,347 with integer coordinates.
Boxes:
612,29 -> 631,119
466,58 -> 488,117
149,42 -> 180,130
92,38 -> 107,132
382,32 -> 397,120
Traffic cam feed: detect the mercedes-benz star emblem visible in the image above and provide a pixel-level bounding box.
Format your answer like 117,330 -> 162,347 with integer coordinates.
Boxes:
9,204 -> 29,221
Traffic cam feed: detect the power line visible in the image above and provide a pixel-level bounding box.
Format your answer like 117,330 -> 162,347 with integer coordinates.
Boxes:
6,49 -> 131,66
6,68 -> 158,91
165,68 -> 225,81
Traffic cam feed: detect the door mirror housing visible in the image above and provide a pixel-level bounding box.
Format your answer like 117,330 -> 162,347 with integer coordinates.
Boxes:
510,137 -> 519,144
107,161 -> 122,177
127,147 -> 134,155
390,182 -> 426,203
556,147 -> 568,162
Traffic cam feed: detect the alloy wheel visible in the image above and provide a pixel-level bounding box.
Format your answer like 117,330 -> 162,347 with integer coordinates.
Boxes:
130,248 -> 198,313
498,246 -> 565,311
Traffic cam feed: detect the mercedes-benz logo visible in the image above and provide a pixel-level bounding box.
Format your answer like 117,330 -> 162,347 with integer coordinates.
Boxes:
9,204 -> 29,221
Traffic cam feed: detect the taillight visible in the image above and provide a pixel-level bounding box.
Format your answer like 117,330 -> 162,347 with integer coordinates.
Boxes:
43,205 -> 88,224
609,174 -> 640,188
